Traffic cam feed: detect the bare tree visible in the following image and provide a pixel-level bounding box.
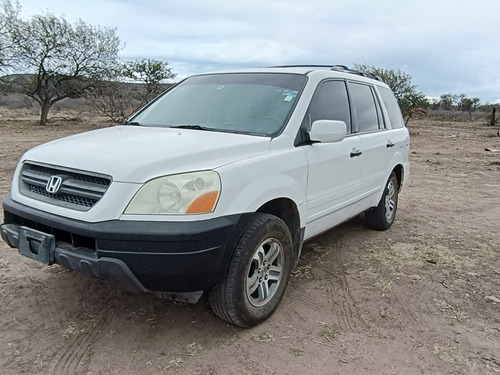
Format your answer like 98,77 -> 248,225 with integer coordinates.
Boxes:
88,81 -> 141,123
0,0 -> 20,73
4,8 -> 121,125
88,59 -> 176,122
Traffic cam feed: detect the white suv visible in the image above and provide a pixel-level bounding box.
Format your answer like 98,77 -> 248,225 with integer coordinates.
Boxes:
1,65 -> 410,327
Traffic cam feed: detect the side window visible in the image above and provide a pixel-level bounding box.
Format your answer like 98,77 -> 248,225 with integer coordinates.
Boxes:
349,83 -> 381,133
378,86 -> 405,129
309,80 -> 351,131
296,80 -> 351,145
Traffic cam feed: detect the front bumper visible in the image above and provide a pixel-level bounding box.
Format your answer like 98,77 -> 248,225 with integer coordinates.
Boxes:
1,193 -> 252,298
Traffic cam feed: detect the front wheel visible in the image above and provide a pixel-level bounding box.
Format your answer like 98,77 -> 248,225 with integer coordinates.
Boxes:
208,213 -> 293,327
365,172 -> 399,231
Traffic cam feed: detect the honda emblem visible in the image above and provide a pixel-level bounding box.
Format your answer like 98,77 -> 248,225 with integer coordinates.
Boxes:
46,176 -> 63,194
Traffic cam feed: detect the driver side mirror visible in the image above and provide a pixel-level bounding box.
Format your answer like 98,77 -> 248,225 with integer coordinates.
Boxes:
309,120 -> 346,143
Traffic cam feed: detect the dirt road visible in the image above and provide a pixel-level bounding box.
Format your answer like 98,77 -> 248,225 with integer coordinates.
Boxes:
1,115 -> 499,374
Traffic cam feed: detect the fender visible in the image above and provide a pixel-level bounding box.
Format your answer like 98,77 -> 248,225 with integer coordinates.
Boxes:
215,146 -> 308,228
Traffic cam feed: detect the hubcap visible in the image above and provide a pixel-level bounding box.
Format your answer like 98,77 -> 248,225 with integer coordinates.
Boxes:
385,180 -> 396,221
246,238 -> 284,307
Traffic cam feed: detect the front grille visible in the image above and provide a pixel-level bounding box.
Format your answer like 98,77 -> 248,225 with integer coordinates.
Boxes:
19,162 -> 112,211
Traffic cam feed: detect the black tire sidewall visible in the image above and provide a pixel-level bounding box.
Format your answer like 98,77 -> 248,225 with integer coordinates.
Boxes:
365,172 -> 399,230
224,213 -> 293,327
383,173 -> 399,227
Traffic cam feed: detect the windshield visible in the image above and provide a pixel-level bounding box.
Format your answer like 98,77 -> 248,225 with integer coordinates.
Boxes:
129,73 -> 306,136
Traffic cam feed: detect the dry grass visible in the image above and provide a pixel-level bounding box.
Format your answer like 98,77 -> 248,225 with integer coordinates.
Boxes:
369,241 -> 477,278
62,313 -> 100,339
375,279 -> 394,293
253,332 -> 274,342
290,348 -> 304,357
434,299 -> 469,323
433,344 -> 471,367
319,322 -> 339,344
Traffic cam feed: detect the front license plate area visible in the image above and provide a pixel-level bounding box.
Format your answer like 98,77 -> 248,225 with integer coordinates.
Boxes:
18,227 -> 55,265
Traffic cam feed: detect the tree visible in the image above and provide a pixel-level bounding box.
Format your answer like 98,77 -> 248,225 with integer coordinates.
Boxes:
0,0 -> 20,73
87,59 -> 176,122
439,93 -> 454,110
459,96 -> 480,119
438,93 -> 481,120
455,93 -> 467,111
354,64 -> 428,124
4,7 -> 121,125
121,59 -> 176,105
88,81 -> 141,123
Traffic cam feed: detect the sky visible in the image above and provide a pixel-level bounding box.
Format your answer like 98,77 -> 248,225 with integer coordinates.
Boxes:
17,0 -> 500,103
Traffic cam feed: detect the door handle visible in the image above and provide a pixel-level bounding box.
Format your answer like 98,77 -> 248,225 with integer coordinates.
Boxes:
386,140 -> 395,148
350,149 -> 362,157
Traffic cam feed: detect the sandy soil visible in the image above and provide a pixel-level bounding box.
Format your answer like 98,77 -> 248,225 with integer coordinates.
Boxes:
0,113 -> 499,374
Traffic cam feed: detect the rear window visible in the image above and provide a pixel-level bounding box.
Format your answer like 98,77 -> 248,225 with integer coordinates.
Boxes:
378,86 -> 405,129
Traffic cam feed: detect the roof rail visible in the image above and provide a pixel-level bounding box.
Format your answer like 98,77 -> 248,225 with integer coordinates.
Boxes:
268,65 -> 385,82
331,65 -> 384,82
269,65 -> 333,70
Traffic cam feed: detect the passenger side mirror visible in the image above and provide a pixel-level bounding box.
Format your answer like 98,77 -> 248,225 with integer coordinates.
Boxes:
309,120 -> 346,143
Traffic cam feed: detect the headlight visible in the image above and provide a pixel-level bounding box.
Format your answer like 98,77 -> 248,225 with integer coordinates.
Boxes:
124,171 -> 221,215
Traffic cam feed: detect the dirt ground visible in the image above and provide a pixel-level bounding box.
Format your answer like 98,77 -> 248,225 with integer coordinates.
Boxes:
0,112 -> 499,375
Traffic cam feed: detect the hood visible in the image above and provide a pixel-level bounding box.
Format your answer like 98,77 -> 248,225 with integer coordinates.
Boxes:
22,125 -> 271,182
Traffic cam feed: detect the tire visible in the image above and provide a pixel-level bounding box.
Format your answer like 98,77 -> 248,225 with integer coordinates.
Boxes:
208,213 -> 293,327
365,172 -> 399,231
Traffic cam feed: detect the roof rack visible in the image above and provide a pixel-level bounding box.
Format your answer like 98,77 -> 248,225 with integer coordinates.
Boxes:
330,65 -> 384,82
268,65 -> 384,82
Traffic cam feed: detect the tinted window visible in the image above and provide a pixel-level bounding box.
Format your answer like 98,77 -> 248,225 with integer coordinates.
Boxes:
309,80 -> 351,131
349,83 -> 380,132
378,86 -> 405,129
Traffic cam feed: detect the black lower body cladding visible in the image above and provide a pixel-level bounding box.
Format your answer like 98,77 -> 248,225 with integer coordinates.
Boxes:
1,193 -> 253,295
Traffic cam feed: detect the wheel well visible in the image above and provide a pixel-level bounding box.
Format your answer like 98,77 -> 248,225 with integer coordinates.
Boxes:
257,198 -> 303,266
393,164 -> 404,190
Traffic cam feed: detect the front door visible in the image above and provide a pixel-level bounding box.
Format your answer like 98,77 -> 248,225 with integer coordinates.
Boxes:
301,80 -> 363,239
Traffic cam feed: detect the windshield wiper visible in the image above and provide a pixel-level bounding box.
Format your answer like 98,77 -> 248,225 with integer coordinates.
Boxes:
124,121 -> 142,126
172,124 -> 213,131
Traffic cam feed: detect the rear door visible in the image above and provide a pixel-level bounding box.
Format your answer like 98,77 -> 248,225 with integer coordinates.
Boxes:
348,82 -> 394,201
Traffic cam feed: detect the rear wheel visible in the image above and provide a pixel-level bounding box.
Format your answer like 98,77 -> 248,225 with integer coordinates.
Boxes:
365,172 -> 399,230
208,213 -> 293,327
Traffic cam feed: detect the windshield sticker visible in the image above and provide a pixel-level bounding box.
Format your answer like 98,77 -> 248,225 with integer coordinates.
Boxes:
282,90 -> 298,102
216,85 -> 225,91
281,90 -> 298,96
